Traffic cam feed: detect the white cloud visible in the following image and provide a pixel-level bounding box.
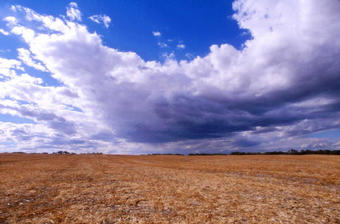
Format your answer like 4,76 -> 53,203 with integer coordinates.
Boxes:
3,16 -> 17,25
8,5 -> 70,33
66,2 -> 81,21
17,48 -> 48,72
1,0 -> 340,153
0,29 -> 9,36
177,44 -> 185,49
152,31 -> 161,37
157,42 -> 168,48
89,15 -> 111,28
0,58 -> 24,79
10,26 -> 35,43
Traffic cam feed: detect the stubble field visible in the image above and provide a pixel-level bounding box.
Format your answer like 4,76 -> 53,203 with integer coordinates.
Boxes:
0,153 -> 339,223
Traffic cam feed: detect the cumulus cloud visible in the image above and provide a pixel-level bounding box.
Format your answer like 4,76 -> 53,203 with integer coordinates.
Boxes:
89,15 -> 111,28
1,0 -> 340,153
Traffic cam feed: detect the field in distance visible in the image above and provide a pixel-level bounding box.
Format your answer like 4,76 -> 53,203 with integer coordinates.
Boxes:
0,153 -> 339,223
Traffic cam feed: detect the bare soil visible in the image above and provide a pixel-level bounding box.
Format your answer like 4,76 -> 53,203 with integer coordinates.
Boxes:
0,154 -> 339,223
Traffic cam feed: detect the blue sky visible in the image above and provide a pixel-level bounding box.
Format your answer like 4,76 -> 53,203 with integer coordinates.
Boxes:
1,0 -> 250,61
0,0 -> 340,154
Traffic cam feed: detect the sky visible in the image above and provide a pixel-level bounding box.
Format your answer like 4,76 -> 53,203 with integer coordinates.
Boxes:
0,0 -> 340,154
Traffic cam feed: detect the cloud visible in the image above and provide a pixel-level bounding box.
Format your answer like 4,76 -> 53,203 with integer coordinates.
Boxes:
0,58 -> 24,78
1,0 -> 340,153
89,15 -> 111,28
3,16 -> 17,25
152,31 -> 161,37
17,48 -> 48,72
157,42 -> 168,48
66,2 -> 81,21
177,44 -> 185,49
0,29 -> 9,36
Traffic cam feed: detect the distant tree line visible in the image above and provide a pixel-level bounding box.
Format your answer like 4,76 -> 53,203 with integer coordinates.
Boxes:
187,149 -> 340,156
5,149 -> 340,155
52,151 -> 103,155
147,153 -> 185,156
188,153 -> 226,156
54,151 -> 74,155
230,149 -> 340,155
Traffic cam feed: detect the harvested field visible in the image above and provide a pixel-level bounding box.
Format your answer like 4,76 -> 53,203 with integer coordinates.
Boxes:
0,154 -> 339,224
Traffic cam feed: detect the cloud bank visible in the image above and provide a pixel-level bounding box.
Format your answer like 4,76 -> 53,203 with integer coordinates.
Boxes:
0,0 -> 340,153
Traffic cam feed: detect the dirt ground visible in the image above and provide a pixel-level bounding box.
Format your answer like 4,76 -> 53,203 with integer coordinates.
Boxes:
0,153 -> 339,223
